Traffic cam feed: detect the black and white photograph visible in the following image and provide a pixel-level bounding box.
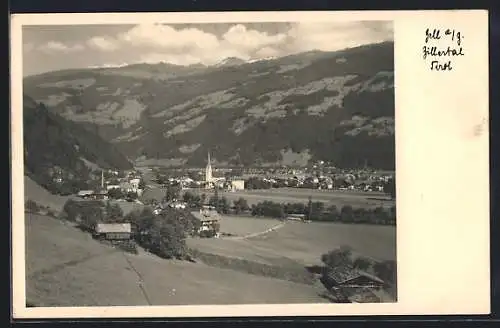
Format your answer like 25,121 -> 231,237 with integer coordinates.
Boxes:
11,10 -> 490,318
21,19 -> 397,307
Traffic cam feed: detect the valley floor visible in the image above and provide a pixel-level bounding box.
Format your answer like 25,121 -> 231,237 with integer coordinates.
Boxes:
188,215 -> 396,267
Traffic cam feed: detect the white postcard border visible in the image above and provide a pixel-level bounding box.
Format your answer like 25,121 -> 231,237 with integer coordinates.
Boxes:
10,10 -> 490,318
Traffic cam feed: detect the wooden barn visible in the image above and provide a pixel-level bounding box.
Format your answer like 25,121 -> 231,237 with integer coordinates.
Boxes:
94,223 -> 132,241
321,265 -> 385,290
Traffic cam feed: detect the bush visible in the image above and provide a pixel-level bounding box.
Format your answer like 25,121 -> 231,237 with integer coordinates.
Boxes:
25,199 -> 40,213
233,197 -> 249,214
105,201 -> 124,223
107,188 -> 124,199
353,257 -> 372,271
114,240 -> 138,254
374,260 -> 397,285
321,245 -> 353,268
384,178 -> 396,199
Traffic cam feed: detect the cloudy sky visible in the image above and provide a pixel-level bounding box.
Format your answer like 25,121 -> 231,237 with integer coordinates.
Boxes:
22,21 -> 393,76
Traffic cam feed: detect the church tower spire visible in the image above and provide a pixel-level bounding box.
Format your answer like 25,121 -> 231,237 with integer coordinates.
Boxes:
205,150 -> 213,183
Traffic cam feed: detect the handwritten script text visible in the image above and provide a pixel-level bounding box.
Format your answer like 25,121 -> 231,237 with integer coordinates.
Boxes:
423,28 -> 465,71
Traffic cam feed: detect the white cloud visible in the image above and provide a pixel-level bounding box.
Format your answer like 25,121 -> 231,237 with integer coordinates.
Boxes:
121,24 -> 272,66
121,22 -> 391,65
38,41 -> 84,54
87,36 -> 118,52
117,24 -> 220,52
222,24 -> 287,51
25,21 -> 393,73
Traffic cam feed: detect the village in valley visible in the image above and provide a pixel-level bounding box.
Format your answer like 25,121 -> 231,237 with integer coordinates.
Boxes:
26,149 -> 396,305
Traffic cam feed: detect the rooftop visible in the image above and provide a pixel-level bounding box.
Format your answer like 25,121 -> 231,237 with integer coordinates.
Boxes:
77,190 -> 95,196
95,223 -> 132,233
326,265 -> 384,285
191,210 -> 221,222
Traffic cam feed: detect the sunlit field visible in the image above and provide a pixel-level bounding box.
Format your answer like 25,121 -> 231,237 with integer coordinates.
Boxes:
188,215 -> 396,267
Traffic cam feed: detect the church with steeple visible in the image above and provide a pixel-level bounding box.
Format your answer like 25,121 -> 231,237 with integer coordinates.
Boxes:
205,151 -> 213,183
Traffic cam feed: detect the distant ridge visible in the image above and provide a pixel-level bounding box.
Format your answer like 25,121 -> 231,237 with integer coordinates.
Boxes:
24,42 -> 395,170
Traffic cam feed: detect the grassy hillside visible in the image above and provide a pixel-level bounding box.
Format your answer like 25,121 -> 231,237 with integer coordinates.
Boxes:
24,42 -> 395,170
26,213 -> 327,306
23,95 -> 133,194
23,176 -> 70,212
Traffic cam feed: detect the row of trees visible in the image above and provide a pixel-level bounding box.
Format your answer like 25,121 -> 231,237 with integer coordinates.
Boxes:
167,185 -> 394,225
250,199 -> 396,226
167,187 -> 251,215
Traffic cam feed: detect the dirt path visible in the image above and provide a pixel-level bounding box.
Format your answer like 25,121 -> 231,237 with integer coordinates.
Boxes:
221,222 -> 286,240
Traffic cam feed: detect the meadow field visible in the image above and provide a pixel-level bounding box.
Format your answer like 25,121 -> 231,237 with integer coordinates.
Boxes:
25,213 -> 328,306
188,215 -> 396,268
141,186 -> 395,209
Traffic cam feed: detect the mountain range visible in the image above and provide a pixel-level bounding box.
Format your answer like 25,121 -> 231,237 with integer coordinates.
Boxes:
23,41 -> 395,170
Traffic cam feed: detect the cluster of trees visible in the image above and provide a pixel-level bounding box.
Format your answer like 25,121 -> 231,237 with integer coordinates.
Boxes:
181,189 -> 250,215
251,201 -> 285,218
60,198 -> 198,260
250,199 -> 396,226
164,184 -> 182,202
182,191 -> 206,207
233,197 -> 250,214
61,199 -> 108,230
125,207 -> 199,260
208,189 -> 230,214
107,188 -> 139,200
245,177 -> 273,190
